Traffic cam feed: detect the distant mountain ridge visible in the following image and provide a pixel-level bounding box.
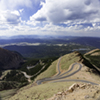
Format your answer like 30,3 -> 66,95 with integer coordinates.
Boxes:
0,48 -> 23,70
0,35 -> 100,48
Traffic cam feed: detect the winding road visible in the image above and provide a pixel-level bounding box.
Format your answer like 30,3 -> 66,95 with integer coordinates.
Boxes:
36,57 -> 99,85
55,57 -> 62,76
21,65 -> 46,82
21,71 -> 32,79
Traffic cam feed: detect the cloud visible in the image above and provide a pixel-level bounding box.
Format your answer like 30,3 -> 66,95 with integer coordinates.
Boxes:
26,0 -> 100,37
0,10 -> 21,25
5,13 -> 21,25
35,17 -> 47,21
0,0 -> 33,10
0,0 -> 45,21
0,0 -> 100,37
30,0 -> 100,24
84,0 -> 91,5
0,0 -> 42,25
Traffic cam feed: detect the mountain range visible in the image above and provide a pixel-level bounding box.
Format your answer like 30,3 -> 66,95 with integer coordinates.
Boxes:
0,47 -> 100,100
0,36 -> 100,100
0,35 -> 99,58
7,49 -> 100,100
0,35 -> 100,48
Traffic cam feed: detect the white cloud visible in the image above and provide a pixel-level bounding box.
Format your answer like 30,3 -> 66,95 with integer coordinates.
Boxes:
26,0 -> 100,37
19,9 -> 24,13
30,0 -> 100,24
0,0 -> 45,26
0,0 -> 100,37
11,10 -> 20,16
0,0 -> 33,10
0,10 -> 21,25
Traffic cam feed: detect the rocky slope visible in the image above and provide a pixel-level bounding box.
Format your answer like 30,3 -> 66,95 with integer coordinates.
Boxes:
0,47 -> 23,70
48,83 -> 100,100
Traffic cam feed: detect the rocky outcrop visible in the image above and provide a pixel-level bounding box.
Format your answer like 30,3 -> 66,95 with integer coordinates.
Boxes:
0,47 -> 23,70
48,83 -> 100,100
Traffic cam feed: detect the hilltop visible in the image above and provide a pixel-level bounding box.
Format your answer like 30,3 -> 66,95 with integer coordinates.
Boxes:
84,49 -> 100,71
8,50 -> 100,100
35,51 -> 99,82
0,47 -> 23,70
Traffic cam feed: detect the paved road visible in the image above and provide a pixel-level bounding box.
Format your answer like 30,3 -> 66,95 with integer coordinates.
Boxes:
36,58 -> 98,85
51,79 -> 98,85
36,63 -> 82,85
55,57 -> 62,76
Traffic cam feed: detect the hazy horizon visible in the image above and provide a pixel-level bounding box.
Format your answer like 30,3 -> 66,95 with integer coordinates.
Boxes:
1,34 -> 100,39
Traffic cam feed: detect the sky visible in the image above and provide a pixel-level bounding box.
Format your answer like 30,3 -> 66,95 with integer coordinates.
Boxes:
0,0 -> 100,37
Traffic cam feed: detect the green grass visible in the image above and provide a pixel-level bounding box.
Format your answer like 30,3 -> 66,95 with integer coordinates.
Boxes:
85,49 -> 100,69
85,55 -> 100,69
19,57 -> 58,81
0,89 -> 17,100
60,52 -> 81,70
2,70 -> 28,83
35,52 -> 82,81
0,81 -> 21,91
9,82 -> 74,100
35,59 -> 58,81
20,59 -> 39,73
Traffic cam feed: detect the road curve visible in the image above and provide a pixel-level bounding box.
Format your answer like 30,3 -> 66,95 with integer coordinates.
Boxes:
51,79 -> 99,85
21,71 -> 32,79
21,65 -> 46,79
36,63 -> 82,85
36,59 -> 98,85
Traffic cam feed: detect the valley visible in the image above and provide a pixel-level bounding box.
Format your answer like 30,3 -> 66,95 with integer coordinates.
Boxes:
0,36 -> 98,58
0,36 -> 100,100
8,49 -> 100,100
